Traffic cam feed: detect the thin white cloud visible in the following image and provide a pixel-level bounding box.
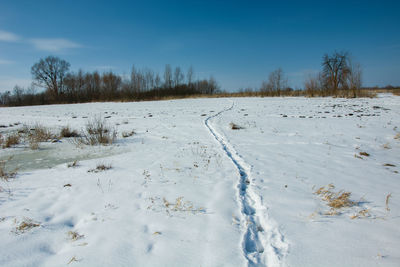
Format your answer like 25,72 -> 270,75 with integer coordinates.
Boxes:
0,59 -> 14,64
29,38 -> 82,52
0,30 -> 20,42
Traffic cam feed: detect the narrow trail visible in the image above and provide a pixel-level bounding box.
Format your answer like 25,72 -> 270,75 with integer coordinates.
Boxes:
205,101 -> 288,267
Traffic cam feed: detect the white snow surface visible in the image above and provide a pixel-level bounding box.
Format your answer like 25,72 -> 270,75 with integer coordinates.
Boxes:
0,95 -> 399,267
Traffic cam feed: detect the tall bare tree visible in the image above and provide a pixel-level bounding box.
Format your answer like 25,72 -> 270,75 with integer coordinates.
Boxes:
322,51 -> 350,94
31,56 -> 70,100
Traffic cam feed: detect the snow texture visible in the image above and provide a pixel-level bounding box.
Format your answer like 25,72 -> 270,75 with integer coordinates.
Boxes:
0,94 -> 399,266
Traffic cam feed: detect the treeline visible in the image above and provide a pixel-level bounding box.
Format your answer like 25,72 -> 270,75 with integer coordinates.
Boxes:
0,56 -> 219,106
0,51 -> 383,107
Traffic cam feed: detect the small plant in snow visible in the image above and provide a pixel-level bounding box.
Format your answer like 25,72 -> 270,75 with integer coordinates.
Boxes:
24,124 -> 54,150
229,122 -> 244,130
67,160 -> 79,168
60,126 -> 80,138
2,132 -> 20,148
88,163 -> 112,173
314,184 -> 362,217
14,218 -> 40,234
0,157 -> 17,181
67,230 -> 84,241
75,116 -> 117,146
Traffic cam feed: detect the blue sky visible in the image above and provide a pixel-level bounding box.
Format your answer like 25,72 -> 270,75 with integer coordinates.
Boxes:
0,0 -> 399,92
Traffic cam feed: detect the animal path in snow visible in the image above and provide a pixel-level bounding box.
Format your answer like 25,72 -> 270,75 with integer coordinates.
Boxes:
205,101 -> 288,267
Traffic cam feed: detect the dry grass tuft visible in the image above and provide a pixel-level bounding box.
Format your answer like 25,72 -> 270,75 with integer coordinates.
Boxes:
24,124 -> 54,150
67,231 -> 84,241
0,157 -> 17,181
88,163 -> 112,173
75,116 -> 117,146
67,256 -> 81,265
314,184 -> 356,212
29,124 -> 53,142
67,160 -> 79,168
350,209 -> 371,219
60,126 -> 80,138
2,133 -> 20,148
15,219 -> 40,234
394,133 -> 400,140
229,122 -> 244,130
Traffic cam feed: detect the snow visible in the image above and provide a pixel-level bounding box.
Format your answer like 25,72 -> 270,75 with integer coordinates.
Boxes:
0,95 -> 399,266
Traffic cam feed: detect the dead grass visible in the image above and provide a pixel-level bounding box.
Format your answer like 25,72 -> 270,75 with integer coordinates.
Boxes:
67,231 -> 84,241
0,157 -> 17,181
350,209 -> 371,219
75,116 -> 117,146
229,122 -> 244,130
314,184 -> 356,212
383,163 -> 396,167
15,218 -> 40,234
88,163 -> 112,173
67,160 -> 79,168
2,133 -> 20,148
25,124 -> 54,150
394,133 -> 400,140
60,126 -> 80,138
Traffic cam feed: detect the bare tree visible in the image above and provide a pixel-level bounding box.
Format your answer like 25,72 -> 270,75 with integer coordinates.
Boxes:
304,73 -> 323,97
164,64 -> 172,88
322,51 -> 350,94
31,56 -> 70,100
261,68 -> 288,95
174,67 -> 184,87
346,59 -> 362,97
187,66 -> 194,86
155,73 -> 161,88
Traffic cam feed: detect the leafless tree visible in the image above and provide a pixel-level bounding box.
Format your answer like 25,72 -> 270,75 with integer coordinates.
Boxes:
322,51 -> 350,94
31,56 -> 70,100
346,59 -> 362,97
187,66 -> 194,86
173,67 -> 184,87
155,73 -> 161,88
261,68 -> 288,95
304,73 -> 323,97
164,64 -> 172,88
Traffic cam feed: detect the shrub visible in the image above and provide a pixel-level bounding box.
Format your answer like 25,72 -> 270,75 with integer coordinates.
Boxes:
60,126 -> 79,138
88,163 -> 112,173
29,124 -> 53,142
76,116 -> 117,146
2,133 -> 20,148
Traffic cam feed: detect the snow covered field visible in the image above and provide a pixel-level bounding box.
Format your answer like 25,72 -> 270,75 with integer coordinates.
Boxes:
0,95 -> 399,267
